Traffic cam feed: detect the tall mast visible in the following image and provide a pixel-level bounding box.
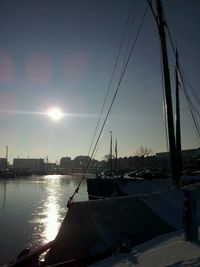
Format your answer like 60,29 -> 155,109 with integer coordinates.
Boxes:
156,0 -> 179,186
6,145 -> 8,169
175,49 -> 182,180
115,139 -> 118,171
109,131 -> 112,174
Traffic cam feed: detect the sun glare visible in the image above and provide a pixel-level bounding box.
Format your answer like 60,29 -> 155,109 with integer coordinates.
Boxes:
47,107 -> 63,121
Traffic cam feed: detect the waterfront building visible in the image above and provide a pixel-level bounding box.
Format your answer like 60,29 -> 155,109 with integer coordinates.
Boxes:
44,163 -> 57,172
156,147 -> 200,171
60,157 -> 72,169
156,147 -> 200,159
0,158 -> 7,170
13,158 -> 45,172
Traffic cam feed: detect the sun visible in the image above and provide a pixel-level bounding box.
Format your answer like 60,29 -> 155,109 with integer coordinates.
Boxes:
47,107 -> 63,121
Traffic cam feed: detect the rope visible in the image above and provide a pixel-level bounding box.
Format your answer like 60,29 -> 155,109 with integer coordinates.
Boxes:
146,0 -> 159,27
179,69 -> 200,140
77,183 -> 175,200
66,1 -> 136,207
147,0 -> 200,145
179,68 -> 200,118
87,0 -> 136,160
161,2 -> 200,141
181,180 -> 200,188
46,259 -> 76,267
78,0 -> 137,178
67,4 -> 149,208
121,0 -> 136,73
180,68 -> 200,109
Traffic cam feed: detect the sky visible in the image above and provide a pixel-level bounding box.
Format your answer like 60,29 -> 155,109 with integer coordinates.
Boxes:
0,0 -> 199,163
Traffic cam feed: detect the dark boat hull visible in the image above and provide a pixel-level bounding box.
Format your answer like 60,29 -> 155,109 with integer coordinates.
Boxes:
0,170 -> 16,179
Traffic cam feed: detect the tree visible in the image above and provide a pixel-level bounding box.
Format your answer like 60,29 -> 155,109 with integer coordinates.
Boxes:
103,154 -> 114,161
135,146 -> 153,169
136,146 -> 153,158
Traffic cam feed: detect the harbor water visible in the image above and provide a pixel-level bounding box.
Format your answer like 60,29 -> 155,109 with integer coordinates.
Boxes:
0,174 -> 88,265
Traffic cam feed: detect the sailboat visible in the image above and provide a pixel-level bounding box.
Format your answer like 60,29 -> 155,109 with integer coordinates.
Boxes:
87,132 -> 126,200
95,131 -> 120,178
5,0 -> 199,266
0,146 -> 16,179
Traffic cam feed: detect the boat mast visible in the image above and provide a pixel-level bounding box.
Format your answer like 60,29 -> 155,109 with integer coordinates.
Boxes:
109,131 -> 112,174
175,49 -> 182,180
156,0 -> 179,186
6,145 -> 8,169
115,138 -> 118,171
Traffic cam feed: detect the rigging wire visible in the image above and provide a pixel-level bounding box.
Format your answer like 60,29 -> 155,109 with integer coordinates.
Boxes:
70,0 -> 136,195
46,259 -> 76,267
121,1 -> 137,73
180,68 -> 200,120
77,183 -> 174,201
69,0 -> 136,196
162,5 -> 176,57
190,101 -> 200,119
86,0 -> 136,160
180,68 -> 200,110
165,11 -> 200,142
87,4 -> 148,163
150,0 -> 200,143
178,70 -> 200,141
161,3 -> 200,125
67,5 -> 149,207
146,0 -> 159,26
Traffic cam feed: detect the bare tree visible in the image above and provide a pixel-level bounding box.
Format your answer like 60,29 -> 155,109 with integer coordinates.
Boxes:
103,154 -> 114,161
136,146 -> 153,158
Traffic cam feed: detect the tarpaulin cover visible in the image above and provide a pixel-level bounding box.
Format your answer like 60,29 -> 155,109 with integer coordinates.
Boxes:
46,194 -> 175,264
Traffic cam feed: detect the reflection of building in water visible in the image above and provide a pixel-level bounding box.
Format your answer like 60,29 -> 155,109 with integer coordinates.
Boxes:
13,158 -> 44,172
1,182 -> 7,209
0,158 -> 7,170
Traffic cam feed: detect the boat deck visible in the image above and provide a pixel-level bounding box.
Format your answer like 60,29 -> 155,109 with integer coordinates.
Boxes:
90,230 -> 200,267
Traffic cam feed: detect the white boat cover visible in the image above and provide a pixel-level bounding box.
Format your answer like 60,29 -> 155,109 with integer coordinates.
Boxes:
46,190 -> 182,265
89,230 -> 200,267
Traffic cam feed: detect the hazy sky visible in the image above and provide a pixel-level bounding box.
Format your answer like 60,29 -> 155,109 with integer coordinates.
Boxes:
0,0 -> 199,163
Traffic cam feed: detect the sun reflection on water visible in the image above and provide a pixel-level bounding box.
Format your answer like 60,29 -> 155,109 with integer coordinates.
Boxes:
43,193 -> 60,242
30,175 -> 65,246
